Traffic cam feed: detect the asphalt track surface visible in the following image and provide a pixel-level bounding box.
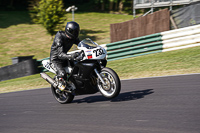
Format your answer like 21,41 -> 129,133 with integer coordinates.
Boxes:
0,74 -> 200,133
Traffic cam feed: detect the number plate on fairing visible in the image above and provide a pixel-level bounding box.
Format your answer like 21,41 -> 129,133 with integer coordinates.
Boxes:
86,47 -> 107,59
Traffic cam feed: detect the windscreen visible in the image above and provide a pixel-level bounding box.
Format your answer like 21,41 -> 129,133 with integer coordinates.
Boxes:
78,38 -> 97,49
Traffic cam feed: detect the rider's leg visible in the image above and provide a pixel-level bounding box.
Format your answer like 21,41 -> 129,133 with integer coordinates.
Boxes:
52,61 -> 67,80
51,62 -> 68,91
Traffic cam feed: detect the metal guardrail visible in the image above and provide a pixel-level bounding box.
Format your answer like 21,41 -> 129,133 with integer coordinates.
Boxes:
106,24 -> 200,61
106,33 -> 163,61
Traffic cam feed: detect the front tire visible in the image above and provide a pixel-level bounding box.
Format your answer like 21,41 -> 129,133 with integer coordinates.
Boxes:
97,67 -> 121,99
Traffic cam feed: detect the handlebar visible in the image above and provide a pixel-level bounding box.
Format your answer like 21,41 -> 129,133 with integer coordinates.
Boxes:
75,50 -> 84,61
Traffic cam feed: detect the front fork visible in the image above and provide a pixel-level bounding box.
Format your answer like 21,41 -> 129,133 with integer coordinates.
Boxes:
94,68 -> 106,85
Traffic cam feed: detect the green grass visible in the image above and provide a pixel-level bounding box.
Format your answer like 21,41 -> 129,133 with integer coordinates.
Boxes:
0,72 -> 55,93
0,11 -> 200,94
0,11 -> 133,67
107,46 -> 200,79
0,45 -> 200,94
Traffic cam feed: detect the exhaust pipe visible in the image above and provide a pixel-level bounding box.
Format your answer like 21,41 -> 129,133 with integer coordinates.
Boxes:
40,72 -> 58,88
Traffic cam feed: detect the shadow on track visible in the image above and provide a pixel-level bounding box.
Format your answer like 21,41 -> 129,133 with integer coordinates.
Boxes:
73,89 -> 154,104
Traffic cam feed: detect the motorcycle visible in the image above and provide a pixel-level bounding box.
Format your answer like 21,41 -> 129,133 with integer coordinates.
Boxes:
40,38 -> 121,104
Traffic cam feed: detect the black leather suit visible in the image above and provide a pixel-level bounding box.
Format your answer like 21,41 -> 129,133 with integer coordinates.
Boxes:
50,31 -> 80,79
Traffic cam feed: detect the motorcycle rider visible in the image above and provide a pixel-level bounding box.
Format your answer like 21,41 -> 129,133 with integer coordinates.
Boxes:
50,21 -> 81,91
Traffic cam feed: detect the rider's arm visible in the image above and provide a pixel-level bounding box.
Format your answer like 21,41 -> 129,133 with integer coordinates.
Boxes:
54,34 -> 80,60
53,36 -> 73,60
57,45 -> 73,60
57,45 -> 79,60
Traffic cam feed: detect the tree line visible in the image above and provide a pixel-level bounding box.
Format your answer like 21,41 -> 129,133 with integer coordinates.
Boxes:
1,0 -> 133,14
2,0 -> 133,35
89,0 -> 133,13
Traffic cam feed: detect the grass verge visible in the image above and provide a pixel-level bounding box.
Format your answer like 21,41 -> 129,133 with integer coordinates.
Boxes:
0,11 -> 133,67
0,46 -> 200,94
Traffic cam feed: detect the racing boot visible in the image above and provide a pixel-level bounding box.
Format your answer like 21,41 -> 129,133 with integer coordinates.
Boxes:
57,78 -> 67,91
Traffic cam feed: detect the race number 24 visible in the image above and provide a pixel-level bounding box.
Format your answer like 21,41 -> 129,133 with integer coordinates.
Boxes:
93,48 -> 105,57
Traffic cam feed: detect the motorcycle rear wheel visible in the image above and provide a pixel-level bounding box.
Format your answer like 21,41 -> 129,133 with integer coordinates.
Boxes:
97,67 -> 121,99
51,77 -> 74,104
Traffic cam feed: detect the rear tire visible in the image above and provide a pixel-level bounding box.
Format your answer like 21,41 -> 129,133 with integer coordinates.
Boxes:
97,67 -> 121,99
51,85 -> 74,104
51,77 -> 74,104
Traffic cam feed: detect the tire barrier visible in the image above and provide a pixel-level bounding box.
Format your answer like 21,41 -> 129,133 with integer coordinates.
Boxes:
11,55 -> 34,64
0,59 -> 38,81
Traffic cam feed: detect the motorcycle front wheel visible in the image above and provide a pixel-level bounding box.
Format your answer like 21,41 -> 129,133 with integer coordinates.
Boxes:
97,67 -> 121,99
51,77 -> 74,104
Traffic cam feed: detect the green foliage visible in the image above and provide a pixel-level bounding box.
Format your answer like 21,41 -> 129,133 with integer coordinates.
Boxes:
30,0 -> 66,35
